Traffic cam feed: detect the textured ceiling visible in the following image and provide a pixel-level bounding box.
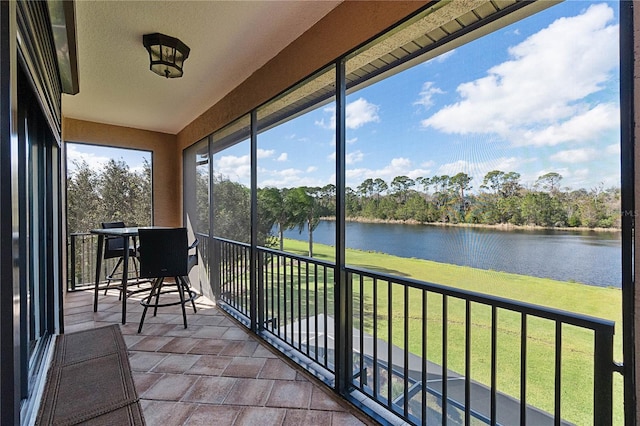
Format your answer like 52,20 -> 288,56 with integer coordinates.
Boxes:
62,1 -> 342,134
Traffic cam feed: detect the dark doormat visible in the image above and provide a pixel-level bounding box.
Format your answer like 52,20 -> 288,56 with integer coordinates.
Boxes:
36,324 -> 145,425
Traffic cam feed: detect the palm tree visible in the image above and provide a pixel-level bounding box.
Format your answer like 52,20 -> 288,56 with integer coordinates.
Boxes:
286,187 -> 320,257
258,187 -> 293,251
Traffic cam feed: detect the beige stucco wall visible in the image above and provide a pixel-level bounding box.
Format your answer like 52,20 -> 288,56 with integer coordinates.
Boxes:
62,118 -> 180,226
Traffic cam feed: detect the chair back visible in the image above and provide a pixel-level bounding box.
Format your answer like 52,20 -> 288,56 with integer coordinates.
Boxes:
101,221 -> 127,259
138,228 -> 188,279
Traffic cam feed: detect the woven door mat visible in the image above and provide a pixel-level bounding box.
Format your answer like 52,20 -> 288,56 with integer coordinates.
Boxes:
36,324 -> 145,425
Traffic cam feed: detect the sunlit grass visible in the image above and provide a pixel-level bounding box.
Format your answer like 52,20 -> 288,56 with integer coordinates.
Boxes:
282,238 -> 623,425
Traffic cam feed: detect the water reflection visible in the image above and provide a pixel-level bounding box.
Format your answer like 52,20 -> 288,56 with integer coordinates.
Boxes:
284,221 -> 621,287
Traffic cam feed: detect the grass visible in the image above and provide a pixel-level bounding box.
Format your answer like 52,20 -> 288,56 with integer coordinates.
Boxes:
280,238 -> 623,425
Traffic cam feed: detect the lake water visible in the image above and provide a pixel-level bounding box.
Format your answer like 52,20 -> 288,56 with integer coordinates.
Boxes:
283,221 -> 622,288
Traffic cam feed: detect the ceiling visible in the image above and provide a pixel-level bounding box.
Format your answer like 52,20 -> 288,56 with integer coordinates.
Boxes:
61,1 -> 342,135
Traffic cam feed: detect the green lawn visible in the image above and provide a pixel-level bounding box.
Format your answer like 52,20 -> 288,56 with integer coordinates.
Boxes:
281,238 -> 623,425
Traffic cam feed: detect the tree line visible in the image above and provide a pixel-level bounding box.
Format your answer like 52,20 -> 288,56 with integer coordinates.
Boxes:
67,163 -> 619,261
196,170 -> 620,261
343,171 -> 620,229
67,159 -> 152,233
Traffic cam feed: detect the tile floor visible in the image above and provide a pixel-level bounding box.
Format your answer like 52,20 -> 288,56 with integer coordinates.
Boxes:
63,288 -> 374,426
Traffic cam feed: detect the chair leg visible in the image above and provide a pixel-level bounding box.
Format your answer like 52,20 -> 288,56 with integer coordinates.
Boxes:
104,257 -> 124,295
181,275 -> 197,313
138,277 -> 162,334
152,278 -> 164,317
133,257 -> 140,285
176,277 -> 188,329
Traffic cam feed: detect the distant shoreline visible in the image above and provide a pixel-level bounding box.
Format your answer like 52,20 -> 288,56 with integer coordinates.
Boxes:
319,216 -> 621,233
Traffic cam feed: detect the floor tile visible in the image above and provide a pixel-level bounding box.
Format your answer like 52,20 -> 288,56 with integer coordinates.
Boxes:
129,335 -> 174,351
188,338 -> 229,355
258,358 -> 297,380
310,387 -> 347,412
158,337 -> 200,353
182,376 -> 237,404
331,411 -> 367,426
191,325 -> 229,339
224,378 -> 274,406
283,408 -> 332,426
128,351 -> 167,372
186,354 -> 233,376
252,344 -> 279,358
63,290 -> 376,426
132,371 -> 163,394
139,400 -> 195,426
266,381 -> 312,409
221,357 -> 266,378
183,405 -> 241,426
219,340 -> 259,357
234,407 -> 286,426
151,353 -> 201,374
141,373 -> 198,401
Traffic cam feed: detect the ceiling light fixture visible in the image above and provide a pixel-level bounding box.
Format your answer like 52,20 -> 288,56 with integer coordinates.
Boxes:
142,33 -> 190,79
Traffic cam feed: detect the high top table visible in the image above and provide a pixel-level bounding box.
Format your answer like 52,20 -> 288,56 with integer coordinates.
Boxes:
91,227 -> 141,324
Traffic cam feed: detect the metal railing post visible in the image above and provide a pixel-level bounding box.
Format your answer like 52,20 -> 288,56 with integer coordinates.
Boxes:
69,234 -> 76,290
593,326 -> 614,425
257,251 -> 264,331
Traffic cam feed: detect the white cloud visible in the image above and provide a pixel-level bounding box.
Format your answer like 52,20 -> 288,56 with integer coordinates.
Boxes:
550,148 -> 599,163
317,97 -> 380,130
347,98 -> 380,129
328,150 -> 364,165
347,151 -> 364,165
514,103 -> 619,147
421,3 -> 619,147
346,157 -> 431,187
215,154 -> 251,181
276,153 -> 288,162
434,157 -> 529,190
606,143 -> 620,155
315,118 -> 331,129
414,81 -> 444,109
259,167 -> 330,188
425,49 -> 456,64
66,145 -> 110,172
257,149 -> 274,159
328,151 -> 364,165
274,168 -> 301,178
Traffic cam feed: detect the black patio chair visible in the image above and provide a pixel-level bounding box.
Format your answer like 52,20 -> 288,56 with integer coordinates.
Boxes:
101,221 -> 139,298
136,227 -> 199,333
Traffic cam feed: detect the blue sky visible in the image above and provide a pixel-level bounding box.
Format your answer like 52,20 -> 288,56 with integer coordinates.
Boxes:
67,143 -> 151,175
71,1 -> 621,194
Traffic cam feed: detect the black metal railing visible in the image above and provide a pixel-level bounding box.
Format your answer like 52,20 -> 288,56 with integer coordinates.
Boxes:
258,246 -> 336,373
215,237 -> 251,317
212,237 -> 617,425
66,232 -> 138,291
346,267 -> 616,425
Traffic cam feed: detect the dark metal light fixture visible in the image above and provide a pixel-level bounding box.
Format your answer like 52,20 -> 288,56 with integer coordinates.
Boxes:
143,33 -> 190,78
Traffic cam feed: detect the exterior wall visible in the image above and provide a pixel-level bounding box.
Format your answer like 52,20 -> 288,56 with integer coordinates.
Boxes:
62,118 -> 180,226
